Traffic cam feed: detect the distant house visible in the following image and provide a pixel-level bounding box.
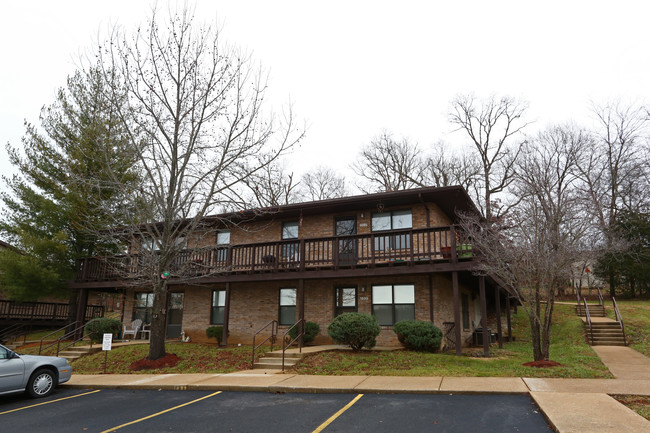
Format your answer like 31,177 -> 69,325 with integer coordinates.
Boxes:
70,186 -> 515,353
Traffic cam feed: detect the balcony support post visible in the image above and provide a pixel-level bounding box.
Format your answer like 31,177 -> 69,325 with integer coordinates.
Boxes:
452,271 -> 462,356
479,276 -> 490,357
74,288 -> 89,340
450,226 -> 458,263
221,282 -> 231,346
428,274 -> 434,323
506,295 -> 512,342
494,287 -> 503,348
298,279 -> 305,347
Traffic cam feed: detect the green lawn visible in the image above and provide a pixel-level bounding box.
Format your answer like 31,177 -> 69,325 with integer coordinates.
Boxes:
290,304 -> 613,378
13,300 -> 649,378
70,343 -> 269,374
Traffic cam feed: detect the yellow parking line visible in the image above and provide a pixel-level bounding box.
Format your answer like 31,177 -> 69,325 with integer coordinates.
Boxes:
101,390 -> 222,433
312,394 -> 364,433
0,390 -> 101,415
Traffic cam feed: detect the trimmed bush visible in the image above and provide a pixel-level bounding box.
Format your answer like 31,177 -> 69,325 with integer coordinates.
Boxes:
393,320 -> 442,352
327,313 -> 381,351
84,318 -> 122,343
288,321 -> 320,345
206,326 -> 225,345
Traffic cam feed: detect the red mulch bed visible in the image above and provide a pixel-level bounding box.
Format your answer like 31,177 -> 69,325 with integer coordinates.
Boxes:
522,360 -> 562,368
129,353 -> 181,371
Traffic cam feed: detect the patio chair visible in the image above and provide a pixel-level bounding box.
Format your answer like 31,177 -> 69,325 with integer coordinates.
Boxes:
123,319 -> 143,340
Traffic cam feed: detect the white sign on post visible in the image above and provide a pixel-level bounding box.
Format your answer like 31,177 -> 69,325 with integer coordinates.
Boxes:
102,333 -> 113,351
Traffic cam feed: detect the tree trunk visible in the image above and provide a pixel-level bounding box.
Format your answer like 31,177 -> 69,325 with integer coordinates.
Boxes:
529,315 -> 543,361
147,281 -> 168,360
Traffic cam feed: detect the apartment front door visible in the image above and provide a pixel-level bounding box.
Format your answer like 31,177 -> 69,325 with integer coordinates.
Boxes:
335,216 -> 357,265
166,292 -> 184,339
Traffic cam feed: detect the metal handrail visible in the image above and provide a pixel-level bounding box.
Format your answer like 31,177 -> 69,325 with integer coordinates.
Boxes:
612,298 -> 627,346
583,299 -> 594,345
251,320 -> 278,368
282,319 -> 304,372
39,322 -> 79,354
39,319 -> 100,356
0,323 -> 26,344
596,287 -> 604,306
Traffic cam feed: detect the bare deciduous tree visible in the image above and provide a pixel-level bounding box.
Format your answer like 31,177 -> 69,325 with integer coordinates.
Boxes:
461,124 -> 587,361
91,6 -> 302,360
237,161 -> 299,207
351,131 -> 424,193
299,166 -> 347,201
449,94 -> 530,221
421,141 -> 481,191
577,102 -> 649,296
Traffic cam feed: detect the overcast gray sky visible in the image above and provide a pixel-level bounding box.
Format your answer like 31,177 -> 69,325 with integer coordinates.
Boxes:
1,1 -> 649,194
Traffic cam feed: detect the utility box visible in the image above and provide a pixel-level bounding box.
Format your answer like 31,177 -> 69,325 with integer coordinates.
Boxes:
473,328 -> 493,346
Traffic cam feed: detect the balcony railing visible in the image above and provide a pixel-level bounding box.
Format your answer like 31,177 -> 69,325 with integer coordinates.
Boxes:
76,226 -> 472,283
0,300 -> 104,322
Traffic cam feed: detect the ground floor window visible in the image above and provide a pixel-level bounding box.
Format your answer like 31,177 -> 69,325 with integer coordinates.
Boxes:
279,288 -> 296,325
211,290 -> 226,325
372,284 -> 415,326
334,287 -> 357,316
133,292 -> 153,323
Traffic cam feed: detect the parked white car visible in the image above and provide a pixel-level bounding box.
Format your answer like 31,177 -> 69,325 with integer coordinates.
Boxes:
0,343 -> 73,398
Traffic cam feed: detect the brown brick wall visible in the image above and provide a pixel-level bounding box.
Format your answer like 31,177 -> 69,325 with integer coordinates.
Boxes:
164,271 -> 481,347
134,201 -> 454,253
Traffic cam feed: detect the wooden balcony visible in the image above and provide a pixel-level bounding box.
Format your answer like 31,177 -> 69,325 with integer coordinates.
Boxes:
75,226 -> 474,285
0,300 -> 104,325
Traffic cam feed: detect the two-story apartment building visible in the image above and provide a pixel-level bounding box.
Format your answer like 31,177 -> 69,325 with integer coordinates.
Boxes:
71,186 -> 514,354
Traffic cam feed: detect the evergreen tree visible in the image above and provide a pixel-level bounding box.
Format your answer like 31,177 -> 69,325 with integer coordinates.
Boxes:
596,210 -> 650,297
0,68 -> 138,301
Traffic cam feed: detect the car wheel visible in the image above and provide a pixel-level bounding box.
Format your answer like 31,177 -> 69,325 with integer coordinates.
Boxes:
26,368 -> 56,398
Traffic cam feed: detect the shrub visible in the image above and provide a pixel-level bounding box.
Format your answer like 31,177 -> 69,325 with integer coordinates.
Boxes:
206,326 -> 225,345
84,318 -> 122,343
288,321 -> 321,344
327,313 -> 381,351
393,320 -> 442,352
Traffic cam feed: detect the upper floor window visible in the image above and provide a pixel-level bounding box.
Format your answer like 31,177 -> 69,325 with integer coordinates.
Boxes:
372,210 -> 412,250
281,222 -> 299,259
282,222 -> 299,240
142,237 -> 187,251
216,230 -> 231,245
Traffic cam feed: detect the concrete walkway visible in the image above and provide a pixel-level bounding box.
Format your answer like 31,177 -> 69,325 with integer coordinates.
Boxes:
592,345 -> 650,380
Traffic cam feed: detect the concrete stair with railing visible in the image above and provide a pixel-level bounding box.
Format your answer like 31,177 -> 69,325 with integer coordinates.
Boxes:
585,321 -> 627,346
253,350 -> 304,370
58,346 -> 102,362
575,303 -> 606,317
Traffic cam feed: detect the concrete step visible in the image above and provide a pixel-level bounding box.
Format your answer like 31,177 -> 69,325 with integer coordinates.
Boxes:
253,352 -> 302,370
254,360 -> 301,370
264,351 -> 303,359
591,341 -> 627,346
59,346 -> 101,361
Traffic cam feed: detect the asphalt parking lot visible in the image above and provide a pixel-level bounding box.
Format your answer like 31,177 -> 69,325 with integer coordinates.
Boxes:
1,388 -> 552,432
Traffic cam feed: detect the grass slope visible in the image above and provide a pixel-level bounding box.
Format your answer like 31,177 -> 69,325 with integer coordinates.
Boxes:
290,304 -> 612,378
